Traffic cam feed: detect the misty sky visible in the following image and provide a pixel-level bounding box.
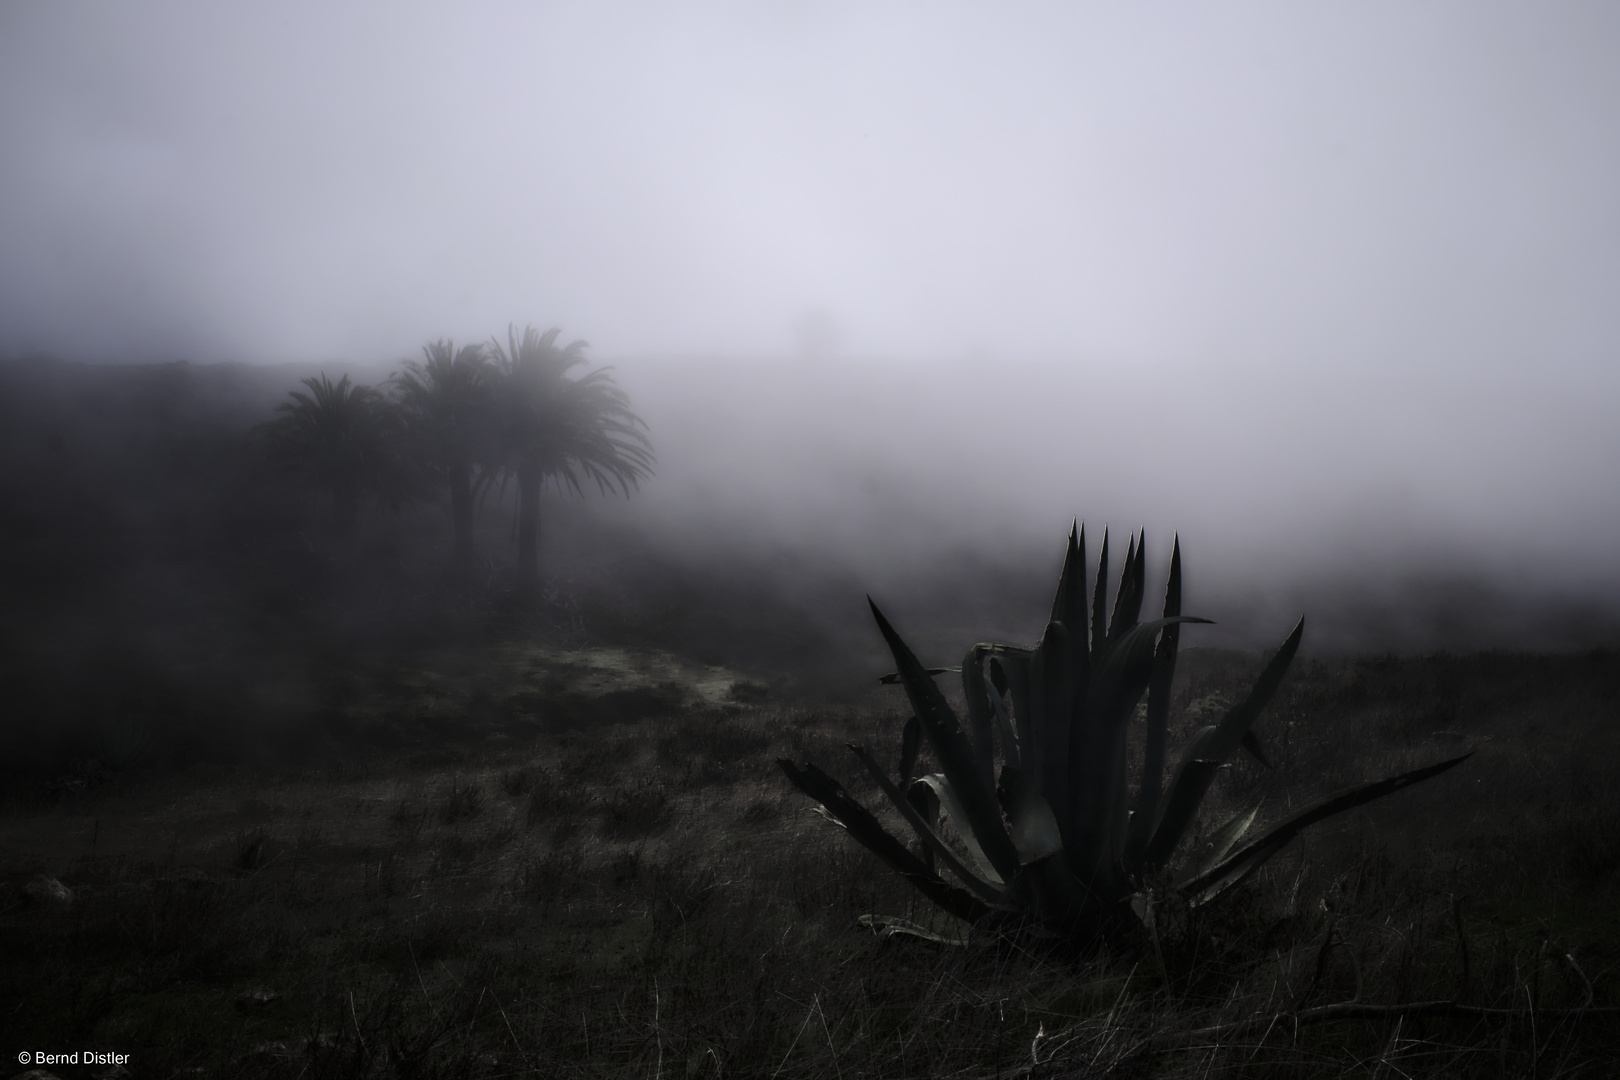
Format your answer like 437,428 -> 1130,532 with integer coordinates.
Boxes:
3,2 -> 1619,647
4,2 -> 1616,369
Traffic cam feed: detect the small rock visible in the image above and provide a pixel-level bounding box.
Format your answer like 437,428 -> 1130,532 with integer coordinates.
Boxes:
21,874 -> 73,907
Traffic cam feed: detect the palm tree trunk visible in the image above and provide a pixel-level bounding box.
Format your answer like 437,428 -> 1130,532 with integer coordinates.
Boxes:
516,462 -> 540,597
449,457 -> 474,572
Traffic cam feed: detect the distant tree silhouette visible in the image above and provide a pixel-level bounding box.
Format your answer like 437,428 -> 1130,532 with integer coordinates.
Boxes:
393,340 -> 493,571
254,373 -> 414,537
486,325 -> 653,596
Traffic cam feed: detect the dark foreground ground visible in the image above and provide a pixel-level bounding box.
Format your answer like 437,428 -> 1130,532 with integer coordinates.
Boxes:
4,641 -> 1620,1079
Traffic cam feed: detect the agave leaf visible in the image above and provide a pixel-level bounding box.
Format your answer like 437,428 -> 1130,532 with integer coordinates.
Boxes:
960,648 -> 998,795
1129,531 -> 1147,631
1139,619 -> 1302,867
1108,531 -> 1145,643
1205,617 -> 1304,763
1179,752 -> 1473,903
1185,832 -> 1291,908
1028,621 -> 1074,830
913,772 -> 1008,889
906,775 -> 941,825
991,647 -> 1036,776
869,599 -> 1023,882
878,666 -> 958,685
1050,523 -> 1091,686
1090,527 -> 1110,653
1179,801 -> 1261,887
777,759 -> 991,923
906,777 -> 940,874
1140,724 -> 1221,868
899,716 -> 923,782
810,805 -> 846,829
996,765 -> 1063,864
1126,536 -> 1182,863
1240,729 -> 1273,769
847,745 -> 1007,903
983,657 -> 1022,772
1048,521 -> 1089,646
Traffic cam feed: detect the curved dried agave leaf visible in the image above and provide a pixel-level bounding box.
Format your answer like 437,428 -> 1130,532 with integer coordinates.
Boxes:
778,758 -> 992,923
913,772 -> 1008,889
1178,801 -> 1261,888
846,744 -> 1008,902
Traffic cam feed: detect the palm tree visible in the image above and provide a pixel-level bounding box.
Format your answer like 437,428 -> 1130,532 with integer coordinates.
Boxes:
255,372 -> 413,537
392,340 -> 493,571
487,324 -> 654,595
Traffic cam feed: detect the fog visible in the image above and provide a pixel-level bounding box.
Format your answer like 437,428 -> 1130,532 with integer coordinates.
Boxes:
3,2 -> 1619,657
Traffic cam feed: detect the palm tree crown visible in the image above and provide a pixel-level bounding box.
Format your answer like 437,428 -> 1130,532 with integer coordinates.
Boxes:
489,325 -> 653,495
487,324 -> 653,590
393,340 -> 492,471
393,340 -> 493,569
255,372 -> 411,536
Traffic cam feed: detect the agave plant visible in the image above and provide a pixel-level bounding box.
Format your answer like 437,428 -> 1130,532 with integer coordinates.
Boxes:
779,523 -> 1470,945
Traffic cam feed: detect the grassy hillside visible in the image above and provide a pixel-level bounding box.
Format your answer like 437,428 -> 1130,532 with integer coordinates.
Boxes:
4,357 -> 1620,1075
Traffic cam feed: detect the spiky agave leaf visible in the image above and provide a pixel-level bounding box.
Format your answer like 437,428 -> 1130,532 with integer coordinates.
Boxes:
1090,528 -> 1110,653
1126,536 -> 1183,863
1108,531 -> 1147,643
1204,618 -> 1303,762
1052,523 -> 1092,701
1028,621 -> 1075,832
868,599 -> 1022,882
777,759 -> 991,923
1178,752 -> 1474,906
1048,522 -> 1090,644
1140,724 -> 1222,869
1141,618 -> 1304,867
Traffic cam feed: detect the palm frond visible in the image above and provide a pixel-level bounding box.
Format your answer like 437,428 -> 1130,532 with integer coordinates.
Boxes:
484,324 -> 655,496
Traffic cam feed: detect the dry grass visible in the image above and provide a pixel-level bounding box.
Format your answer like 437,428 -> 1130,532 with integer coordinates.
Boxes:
3,648 -> 1620,1077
